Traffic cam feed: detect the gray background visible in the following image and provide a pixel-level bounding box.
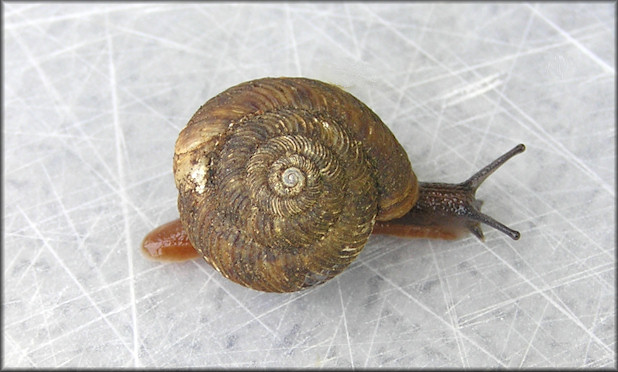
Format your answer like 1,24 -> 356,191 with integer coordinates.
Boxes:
3,2 -> 615,368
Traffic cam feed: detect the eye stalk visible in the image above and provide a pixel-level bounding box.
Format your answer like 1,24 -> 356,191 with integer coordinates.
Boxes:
458,143 -> 525,240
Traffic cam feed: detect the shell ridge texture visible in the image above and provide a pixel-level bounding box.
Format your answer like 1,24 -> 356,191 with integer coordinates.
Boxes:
174,77 -> 415,292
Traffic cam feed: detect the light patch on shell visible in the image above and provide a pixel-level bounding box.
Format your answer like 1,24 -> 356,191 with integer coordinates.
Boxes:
190,159 -> 208,194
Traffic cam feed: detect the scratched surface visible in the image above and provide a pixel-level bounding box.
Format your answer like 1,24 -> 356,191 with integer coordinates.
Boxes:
3,3 -> 615,368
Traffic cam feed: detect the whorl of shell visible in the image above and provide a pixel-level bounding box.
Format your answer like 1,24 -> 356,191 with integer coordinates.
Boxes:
173,77 -> 418,292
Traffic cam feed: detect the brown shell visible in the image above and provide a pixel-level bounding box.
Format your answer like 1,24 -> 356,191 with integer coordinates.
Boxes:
173,77 -> 418,292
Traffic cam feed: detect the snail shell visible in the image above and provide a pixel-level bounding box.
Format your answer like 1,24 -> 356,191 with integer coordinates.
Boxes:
173,77 -> 418,292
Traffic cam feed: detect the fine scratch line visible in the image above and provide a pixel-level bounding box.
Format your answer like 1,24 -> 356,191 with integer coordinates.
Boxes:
338,280 -> 355,368
519,302 -> 549,367
106,14 -> 141,367
483,244 -> 613,355
17,207 -> 134,356
192,262 -> 280,341
364,296 -> 387,367
441,73 -> 505,108
430,244 -> 468,367
362,262 -> 507,367
527,4 -> 615,75
285,3 -> 302,76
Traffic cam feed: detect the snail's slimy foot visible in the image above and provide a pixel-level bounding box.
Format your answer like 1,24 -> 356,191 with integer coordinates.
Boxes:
373,144 -> 525,241
141,219 -> 199,261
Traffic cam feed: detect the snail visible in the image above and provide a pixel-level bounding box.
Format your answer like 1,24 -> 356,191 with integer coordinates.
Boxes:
142,77 -> 525,293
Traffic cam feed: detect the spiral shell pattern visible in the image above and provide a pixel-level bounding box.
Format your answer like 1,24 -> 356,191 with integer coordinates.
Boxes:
174,78 -> 417,292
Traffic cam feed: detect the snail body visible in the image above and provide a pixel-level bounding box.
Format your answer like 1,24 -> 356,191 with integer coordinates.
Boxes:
143,77 -> 525,293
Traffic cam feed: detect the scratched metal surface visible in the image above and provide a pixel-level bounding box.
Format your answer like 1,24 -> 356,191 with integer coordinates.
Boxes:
3,2 -> 615,368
